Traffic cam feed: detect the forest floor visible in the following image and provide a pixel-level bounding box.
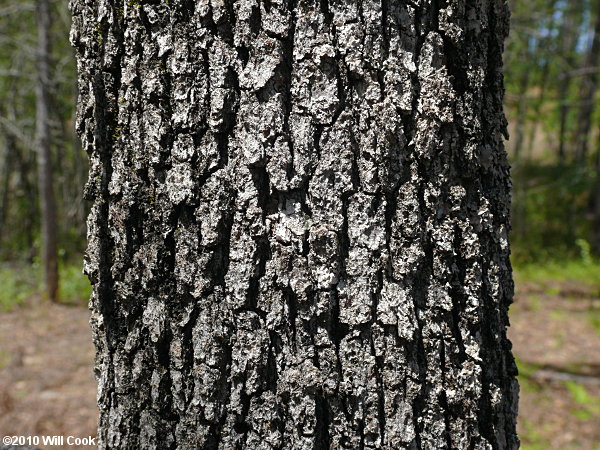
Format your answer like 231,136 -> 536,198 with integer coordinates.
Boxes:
0,298 -> 97,449
0,278 -> 599,449
510,278 -> 600,450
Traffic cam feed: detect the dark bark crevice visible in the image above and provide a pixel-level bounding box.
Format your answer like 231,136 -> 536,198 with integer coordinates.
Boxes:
72,0 -> 519,447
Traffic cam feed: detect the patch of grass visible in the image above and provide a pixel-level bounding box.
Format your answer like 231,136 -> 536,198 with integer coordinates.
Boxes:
0,261 -> 91,309
516,358 -> 542,378
0,349 -> 10,369
515,358 -> 543,393
514,260 -> 600,289
0,264 -> 38,311
564,380 -> 600,421
58,264 -> 91,306
549,309 -> 567,321
545,286 -> 560,296
551,330 -> 566,350
526,294 -> 542,311
519,418 -> 551,450
588,312 -> 600,336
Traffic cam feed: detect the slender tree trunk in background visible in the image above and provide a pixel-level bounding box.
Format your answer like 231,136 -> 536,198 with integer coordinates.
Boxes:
590,5 -> 600,252
511,68 -> 529,161
71,1 -> 518,448
35,0 -> 59,301
595,123 -> 600,253
557,2 -> 578,164
13,143 -> 38,261
557,91 -> 572,163
524,62 -> 548,161
0,78 -> 19,254
0,132 -> 14,249
525,6 -> 557,161
574,2 -> 600,163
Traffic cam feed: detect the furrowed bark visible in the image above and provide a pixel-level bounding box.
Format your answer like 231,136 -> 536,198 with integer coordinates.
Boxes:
71,0 -> 519,448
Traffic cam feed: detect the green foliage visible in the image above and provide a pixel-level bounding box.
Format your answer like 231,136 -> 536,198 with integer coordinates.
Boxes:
0,0 -> 86,262
511,164 -> 597,264
0,261 -> 90,310
505,0 -> 600,266
58,263 -> 92,306
575,238 -> 593,266
0,263 -> 37,311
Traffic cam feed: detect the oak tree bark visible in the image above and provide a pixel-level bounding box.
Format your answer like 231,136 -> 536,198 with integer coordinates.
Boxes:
71,0 -> 519,448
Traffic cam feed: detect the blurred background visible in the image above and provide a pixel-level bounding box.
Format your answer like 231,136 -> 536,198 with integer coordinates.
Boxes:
0,0 -> 598,448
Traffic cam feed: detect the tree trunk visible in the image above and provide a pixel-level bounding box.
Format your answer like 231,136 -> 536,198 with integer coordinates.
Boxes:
35,0 -> 58,301
557,0 -> 578,164
0,131 -> 14,251
13,139 -> 38,262
524,3 -> 557,162
510,68 -> 529,161
594,143 -> 600,253
71,1 -> 519,448
574,2 -> 600,162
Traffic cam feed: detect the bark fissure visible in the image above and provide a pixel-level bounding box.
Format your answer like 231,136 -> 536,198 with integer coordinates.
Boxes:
72,0 -> 519,447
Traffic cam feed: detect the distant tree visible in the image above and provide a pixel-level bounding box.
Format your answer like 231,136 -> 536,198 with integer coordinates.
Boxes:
35,0 -> 58,301
574,0 -> 600,162
556,0 -> 582,163
0,0 -> 83,263
0,126 -> 14,245
72,1 -> 519,448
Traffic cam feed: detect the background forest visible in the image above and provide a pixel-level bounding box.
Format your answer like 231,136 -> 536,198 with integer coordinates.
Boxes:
0,0 -> 599,449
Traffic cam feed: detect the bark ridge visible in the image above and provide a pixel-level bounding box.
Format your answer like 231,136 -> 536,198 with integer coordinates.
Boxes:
70,0 -> 519,448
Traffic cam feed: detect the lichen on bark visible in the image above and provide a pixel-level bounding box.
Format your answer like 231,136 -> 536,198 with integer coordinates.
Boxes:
71,0 -> 519,448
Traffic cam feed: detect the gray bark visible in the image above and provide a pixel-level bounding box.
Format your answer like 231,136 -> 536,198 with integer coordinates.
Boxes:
35,0 -> 59,301
71,0 -> 519,448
